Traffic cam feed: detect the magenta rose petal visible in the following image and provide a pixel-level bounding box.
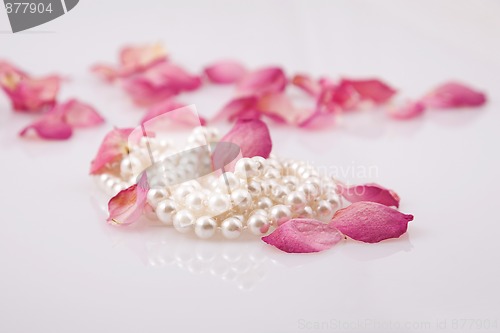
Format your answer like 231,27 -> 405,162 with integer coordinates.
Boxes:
1,74 -> 61,112
292,74 -> 321,97
89,127 -> 135,175
342,78 -> 397,104
107,173 -> 149,225
204,60 -> 247,84
237,66 -> 287,95
331,202 -> 413,243
388,100 -> 426,120
338,183 -> 400,207
421,81 -> 487,108
19,113 -> 73,140
262,219 -> 344,253
211,95 -> 260,123
59,99 -> 105,127
219,119 -> 272,158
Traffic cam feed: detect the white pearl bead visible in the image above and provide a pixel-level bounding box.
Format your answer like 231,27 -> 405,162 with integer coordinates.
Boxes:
247,213 -> 270,236
120,156 -> 142,178
208,193 -> 231,214
316,200 -> 334,222
269,204 -> 292,226
285,191 -> 307,212
257,197 -> 273,210
261,179 -> 279,196
263,167 -> 281,179
231,189 -> 252,210
173,210 -> 195,233
324,194 -> 342,211
185,192 -> 205,212
221,217 -> 243,239
234,158 -> 258,179
251,156 -> 266,173
156,199 -> 178,225
246,180 -> 262,197
282,176 -> 299,190
271,185 -> 290,202
194,216 -> 217,239
218,172 -> 239,191
298,183 -> 319,201
147,188 -> 169,208
305,176 -> 321,188
298,205 -> 314,218
173,184 -> 193,201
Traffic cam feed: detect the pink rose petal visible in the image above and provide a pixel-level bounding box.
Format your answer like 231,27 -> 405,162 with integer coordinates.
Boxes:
331,201 -> 413,243
212,95 -> 260,122
218,119 -> 272,158
58,99 -> 105,127
388,100 -> 425,120
90,128 -> 135,175
298,108 -> 336,129
141,100 -> 206,127
421,82 -> 487,109
292,74 -> 321,97
237,66 -> 287,95
338,183 -> 400,207
91,64 -> 120,83
257,92 -> 308,124
19,112 -> 72,140
204,60 -> 247,84
107,173 -> 149,225
262,219 -> 344,253
119,43 -> 168,75
342,78 -> 397,104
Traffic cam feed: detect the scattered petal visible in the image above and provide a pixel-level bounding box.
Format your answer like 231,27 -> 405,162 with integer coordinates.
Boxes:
237,66 -> 287,95
141,100 -> 206,127
58,99 -> 105,127
119,43 -> 168,75
262,219 -> 344,253
212,95 -> 260,122
107,173 -> 149,225
90,127 -> 135,175
292,74 -> 321,97
388,100 -> 425,120
204,60 -> 247,84
338,183 -> 400,207
19,112 -> 72,140
257,92 -> 308,124
298,108 -> 336,129
342,78 -> 397,104
331,202 -> 413,243
421,81 -> 486,109
218,119 -> 272,158
91,64 -> 119,83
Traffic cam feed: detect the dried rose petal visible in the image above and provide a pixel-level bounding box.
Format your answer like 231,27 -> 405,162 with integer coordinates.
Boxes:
212,95 -> 260,122
204,60 -> 247,84
1,73 -> 61,112
119,43 -> 167,75
388,100 -> 425,120
257,92 -> 308,124
107,173 -> 149,225
218,119 -> 272,158
58,99 -> 105,127
342,78 -> 397,104
338,183 -> 400,207
237,66 -> 287,95
141,100 -> 206,127
421,81 -> 486,108
331,202 -> 413,243
90,128 -> 135,175
262,219 -> 344,253
19,112 -> 72,140
292,74 -> 321,97
91,64 -> 119,83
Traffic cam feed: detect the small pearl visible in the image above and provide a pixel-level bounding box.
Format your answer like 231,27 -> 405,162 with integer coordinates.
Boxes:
173,184 -> 193,201
231,189 -> 252,210
194,216 -> 217,239
285,191 -> 307,212
298,183 -> 319,201
305,176 -> 321,189
269,205 -> 292,226
147,188 -> 169,208
156,199 -> 178,225
316,200 -> 334,222
251,156 -> 266,173
208,193 -> 231,214
297,205 -> 314,218
235,158 -> 258,179
120,156 -> 143,178
185,192 -> 205,212
257,197 -> 273,210
261,180 -> 279,196
324,194 -> 342,211
173,210 -> 195,233
263,167 -> 280,179
271,185 -> 290,202
282,176 -> 299,190
246,180 -> 262,197
218,172 -> 239,191
247,213 -> 270,236
221,217 -> 243,239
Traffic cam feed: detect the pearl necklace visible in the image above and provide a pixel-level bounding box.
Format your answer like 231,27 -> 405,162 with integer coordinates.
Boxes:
94,127 -> 342,239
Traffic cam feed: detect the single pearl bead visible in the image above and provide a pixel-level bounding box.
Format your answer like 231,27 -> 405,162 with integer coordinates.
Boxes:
194,216 -> 217,239
266,158 -> 282,171
285,191 -> 307,212
173,184 -> 193,201
263,167 -> 280,179
282,176 -> 299,190
208,193 -> 231,214
257,197 -> 273,210
251,156 -> 266,173
218,172 -> 239,191
251,209 -> 268,217
231,189 -> 252,210
185,192 -> 205,212
235,158 -> 258,179
305,176 -> 321,189
271,185 -> 290,202
298,205 -> 314,218
247,213 -> 270,236
156,199 -> 178,225
120,156 -> 143,178
173,210 -> 195,233
246,180 -> 262,197
298,183 -> 319,201
147,188 -> 169,208
221,217 -> 243,239
269,204 -> 292,226
324,194 -> 342,211
261,179 -> 279,196
316,200 -> 334,222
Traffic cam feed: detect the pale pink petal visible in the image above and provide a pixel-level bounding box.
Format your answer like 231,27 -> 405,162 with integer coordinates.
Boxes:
421,82 -> 487,108
204,60 -> 247,84
388,100 -> 425,120
292,74 -> 321,97
58,99 -> 105,127
342,78 -> 397,104
257,92 -> 308,124
119,43 -> 168,75
107,173 -> 149,225
262,219 -> 344,253
211,95 -> 260,122
0,60 -> 28,77
90,128 -> 135,175
140,100 -> 206,127
331,202 -> 413,243
298,108 -> 336,129
237,67 -> 287,95
91,64 -> 119,83
19,113 -> 72,140
218,119 -> 272,158
1,74 -> 61,112
338,183 -> 400,207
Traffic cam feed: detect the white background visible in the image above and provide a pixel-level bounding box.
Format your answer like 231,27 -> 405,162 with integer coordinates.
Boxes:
1,1 -> 499,332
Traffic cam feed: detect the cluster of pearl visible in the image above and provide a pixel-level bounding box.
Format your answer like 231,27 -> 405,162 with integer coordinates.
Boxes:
95,127 -> 342,239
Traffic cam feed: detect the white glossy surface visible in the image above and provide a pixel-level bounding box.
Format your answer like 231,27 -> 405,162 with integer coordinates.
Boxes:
1,1 -> 500,332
